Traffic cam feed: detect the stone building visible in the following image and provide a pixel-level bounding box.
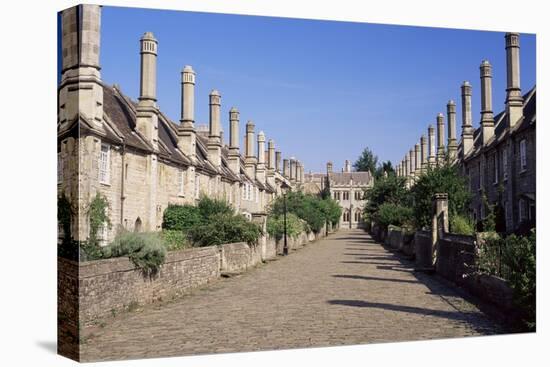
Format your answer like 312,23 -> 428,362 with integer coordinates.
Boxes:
57,5 -> 304,244
397,32 -> 535,233
305,160 -> 374,229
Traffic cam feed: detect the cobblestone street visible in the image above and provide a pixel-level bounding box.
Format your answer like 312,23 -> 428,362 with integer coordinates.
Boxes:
81,229 -> 501,362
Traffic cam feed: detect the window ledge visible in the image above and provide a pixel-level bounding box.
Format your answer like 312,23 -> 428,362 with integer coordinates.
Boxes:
100,181 -> 111,187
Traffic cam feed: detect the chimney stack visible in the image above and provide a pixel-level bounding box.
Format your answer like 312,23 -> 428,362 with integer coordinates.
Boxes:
505,33 -> 524,127
428,125 -> 436,167
136,32 -> 159,148
409,148 -> 415,179
421,134 -> 428,172
228,107 -> 240,175
283,159 -> 290,178
208,90 -> 222,167
244,121 -> 256,178
414,143 -> 421,175
59,5 -> 103,127
446,100 -> 458,160
461,81 -> 474,157
327,161 -> 333,173
275,151 -> 282,173
289,158 -> 297,183
404,154 -> 410,177
178,66 -> 197,159
436,113 -> 445,163
480,60 -> 495,145
256,131 -> 266,184
344,160 -> 351,173
267,139 -> 276,186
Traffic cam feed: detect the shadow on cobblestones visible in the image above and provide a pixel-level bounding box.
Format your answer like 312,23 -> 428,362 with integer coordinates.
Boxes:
326,299 -> 495,333
333,274 -> 420,284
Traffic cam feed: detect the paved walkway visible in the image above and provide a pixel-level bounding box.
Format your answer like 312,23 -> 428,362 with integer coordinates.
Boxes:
81,229 -> 500,361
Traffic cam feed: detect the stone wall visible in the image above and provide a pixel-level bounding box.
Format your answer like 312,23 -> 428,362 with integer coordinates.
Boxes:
436,233 -> 476,284
414,231 -> 432,268
59,229 -> 326,333
77,246 -> 220,325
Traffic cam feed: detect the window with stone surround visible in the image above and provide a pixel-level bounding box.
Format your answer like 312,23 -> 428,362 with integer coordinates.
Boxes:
520,139 -> 527,171
502,147 -> 508,181
195,174 -> 200,199
99,143 -> 110,185
178,169 -> 185,196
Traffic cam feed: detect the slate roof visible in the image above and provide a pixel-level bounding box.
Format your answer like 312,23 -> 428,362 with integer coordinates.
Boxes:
328,171 -> 372,186
461,85 -> 536,160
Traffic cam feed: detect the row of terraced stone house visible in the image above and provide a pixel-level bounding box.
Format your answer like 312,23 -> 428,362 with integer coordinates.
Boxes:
57,5 -> 307,244
396,32 -> 536,233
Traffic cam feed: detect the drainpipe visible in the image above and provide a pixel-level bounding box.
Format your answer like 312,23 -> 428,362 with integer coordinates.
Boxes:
120,140 -> 126,229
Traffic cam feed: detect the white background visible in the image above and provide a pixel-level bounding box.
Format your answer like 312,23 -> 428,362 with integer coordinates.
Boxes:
0,0 -> 547,365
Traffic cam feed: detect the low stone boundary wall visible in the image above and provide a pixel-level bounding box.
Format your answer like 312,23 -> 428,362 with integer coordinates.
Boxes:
436,233 -> 475,284
414,230 -> 432,268
59,229 -> 329,329
462,273 -> 514,312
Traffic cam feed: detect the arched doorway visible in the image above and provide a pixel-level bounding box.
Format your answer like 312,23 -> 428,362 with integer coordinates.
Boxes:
134,217 -> 142,232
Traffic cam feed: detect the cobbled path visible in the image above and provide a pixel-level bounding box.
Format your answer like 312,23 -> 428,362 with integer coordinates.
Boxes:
81,229 -> 501,361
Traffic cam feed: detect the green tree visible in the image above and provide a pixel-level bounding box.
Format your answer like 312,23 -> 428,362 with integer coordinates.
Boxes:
375,160 -> 395,178
410,163 -> 471,229
363,174 -> 409,224
353,147 -> 378,173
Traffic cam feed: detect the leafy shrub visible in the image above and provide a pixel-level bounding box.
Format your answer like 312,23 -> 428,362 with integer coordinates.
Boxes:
375,203 -> 413,230
269,191 -> 338,233
101,231 -> 166,273
450,214 -> 475,235
363,174 -> 410,224
478,230 -> 536,330
188,213 -> 262,247
160,230 -> 190,251
88,193 -> 111,247
267,213 -> 305,240
162,204 -> 202,231
197,195 -> 233,220
410,163 -> 471,229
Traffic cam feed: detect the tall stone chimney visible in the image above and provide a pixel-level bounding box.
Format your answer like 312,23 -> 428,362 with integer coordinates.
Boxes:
505,33 -> 523,127
178,66 -> 196,159
409,148 -> 415,179
420,134 -> 427,172
290,158 -> 297,183
228,107 -> 240,175
436,113 -> 445,163
414,143 -> 421,175
461,81 -> 474,157
446,100 -> 458,160
344,160 -> 351,173
275,151 -> 282,173
327,161 -> 333,173
256,131 -> 266,184
404,154 -> 410,177
428,125 -> 436,167
267,139 -> 276,186
244,121 -> 257,178
283,159 -> 290,178
207,90 -> 222,168
480,60 -> 495,145
59,5 -> 103,128
136,32 -> 159,149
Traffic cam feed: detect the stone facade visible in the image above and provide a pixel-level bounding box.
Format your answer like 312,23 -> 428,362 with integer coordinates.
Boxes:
304,160 -> 374,229
57,5 -> 305,244
397,33 -> 536,234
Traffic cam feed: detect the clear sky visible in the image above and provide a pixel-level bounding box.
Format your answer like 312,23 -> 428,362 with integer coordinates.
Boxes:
88,6 -> 535,173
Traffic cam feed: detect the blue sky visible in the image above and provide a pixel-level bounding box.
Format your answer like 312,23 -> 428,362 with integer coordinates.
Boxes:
82,6 -> 536,172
